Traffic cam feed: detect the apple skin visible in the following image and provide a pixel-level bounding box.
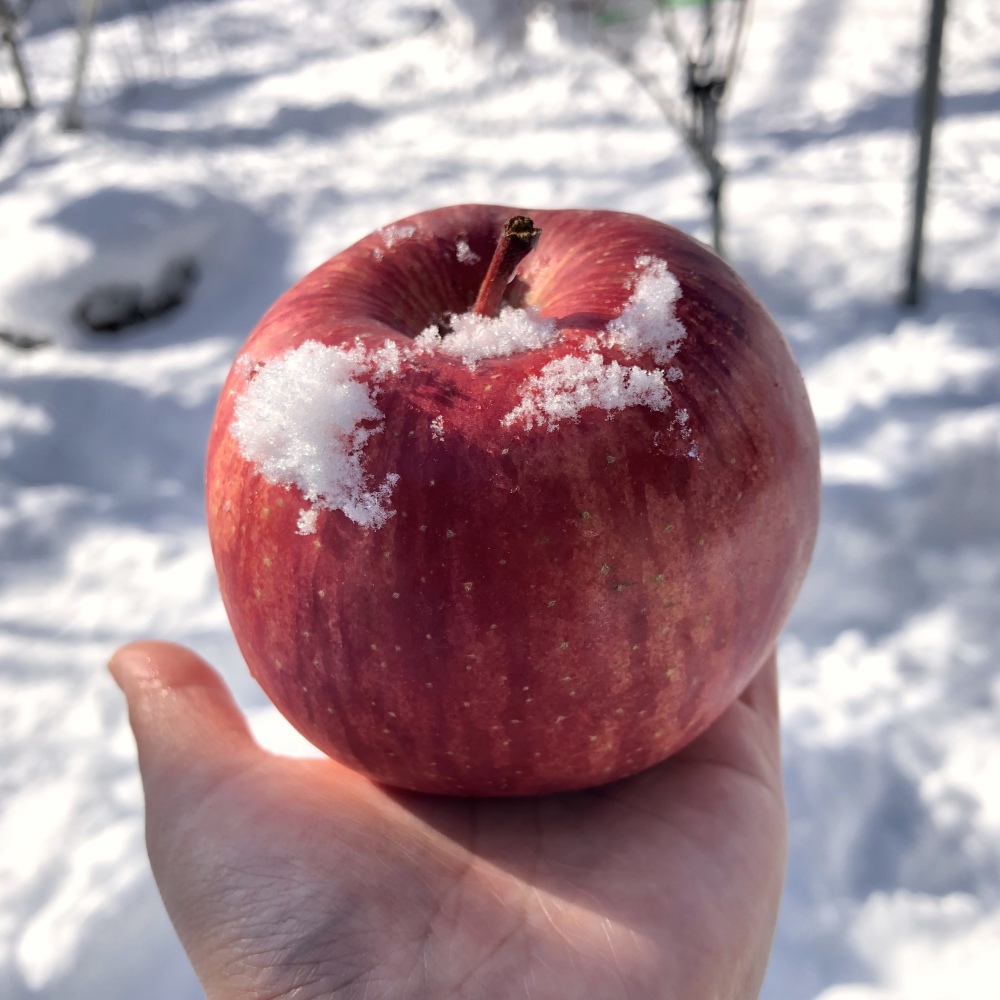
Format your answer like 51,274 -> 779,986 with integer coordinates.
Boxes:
207,204 -> 819,796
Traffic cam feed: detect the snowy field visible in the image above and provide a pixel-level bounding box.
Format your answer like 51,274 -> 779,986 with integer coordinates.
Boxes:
1,0 -> 998,997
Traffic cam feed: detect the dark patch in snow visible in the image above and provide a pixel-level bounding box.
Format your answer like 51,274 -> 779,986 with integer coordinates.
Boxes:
764,89 -> 1000,151
105,99 -> 382,149
74,257 -> 199,334
0,329 -> 50,350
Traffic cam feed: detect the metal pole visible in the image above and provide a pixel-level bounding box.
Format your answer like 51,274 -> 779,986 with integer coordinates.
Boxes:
903,0 -> 948,307
63,0 -> 102,131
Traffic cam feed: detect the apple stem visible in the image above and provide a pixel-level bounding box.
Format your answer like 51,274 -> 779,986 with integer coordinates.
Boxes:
473,216 -> 541,318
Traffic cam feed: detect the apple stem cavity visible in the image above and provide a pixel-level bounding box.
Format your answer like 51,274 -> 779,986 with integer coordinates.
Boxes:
473,216 -> 541,318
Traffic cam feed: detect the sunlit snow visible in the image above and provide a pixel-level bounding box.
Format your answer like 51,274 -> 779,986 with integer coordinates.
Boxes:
1,1 -> 998,999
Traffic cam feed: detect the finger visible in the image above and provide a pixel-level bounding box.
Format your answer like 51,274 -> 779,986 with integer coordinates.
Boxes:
734,648 -> 783,786
671,648 -> 783,799
109,640 -> 260,807
737,648 -> 780,727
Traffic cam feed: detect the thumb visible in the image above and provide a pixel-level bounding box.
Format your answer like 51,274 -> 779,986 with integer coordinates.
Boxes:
109,641 -> 259,820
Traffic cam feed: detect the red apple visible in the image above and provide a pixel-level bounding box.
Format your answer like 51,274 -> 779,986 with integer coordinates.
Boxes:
206,204 -> 819,796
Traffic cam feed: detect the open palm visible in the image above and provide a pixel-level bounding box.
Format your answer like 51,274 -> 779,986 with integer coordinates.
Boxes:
111,641 -> 786,1000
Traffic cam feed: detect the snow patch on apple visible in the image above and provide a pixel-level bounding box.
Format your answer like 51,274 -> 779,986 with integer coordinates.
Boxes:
456,239 -> 480,264
416,303 -> 558,366
503,255 -> 690,431
602,255 -> 687,364
296,507 -> 319,534
230,340 -> 401,531
372,223 -> 417,259
502,352 -> 673,431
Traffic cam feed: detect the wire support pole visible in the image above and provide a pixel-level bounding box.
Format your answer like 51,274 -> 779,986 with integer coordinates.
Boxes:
903,0 -> 948,307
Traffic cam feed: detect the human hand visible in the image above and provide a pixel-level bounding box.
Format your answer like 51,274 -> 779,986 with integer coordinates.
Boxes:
110,641 -> 786,1000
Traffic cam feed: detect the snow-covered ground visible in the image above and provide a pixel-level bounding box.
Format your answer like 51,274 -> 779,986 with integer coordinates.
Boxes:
1,0 -> 998,997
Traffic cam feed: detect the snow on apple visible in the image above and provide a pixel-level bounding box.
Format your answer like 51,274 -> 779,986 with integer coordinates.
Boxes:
455,238 -> 481,264
372,223 -> 417,260
501,352 -> 673,432
231,246 -> 688,525
230,339 -> 404,531
602,254 -> 688,364
415,301 -> 558,367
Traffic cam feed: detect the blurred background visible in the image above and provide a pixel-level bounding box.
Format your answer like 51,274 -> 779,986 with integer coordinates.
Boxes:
1,1 -> 998,997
